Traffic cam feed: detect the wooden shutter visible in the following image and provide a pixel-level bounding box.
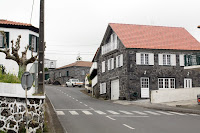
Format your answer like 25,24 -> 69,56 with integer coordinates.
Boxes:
179,54 -> 184,66
5,32 -> 9,48
29,34 -> 32,50
100,83 -> 103,94
102,61 -> 105,73
116,56 -> 118,68
136,53 -> 141,65
36,37 -> 39,52
103,83 -> 106,94
158,54 -> 163,65
149,53 -> 154,65
171,54 -> 176,66
120,54 -> 123,67
107,60 -> 110,70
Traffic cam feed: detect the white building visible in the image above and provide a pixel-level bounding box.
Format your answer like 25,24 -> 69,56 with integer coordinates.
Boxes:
0,19 -> 39,75
44,58 -> 56,69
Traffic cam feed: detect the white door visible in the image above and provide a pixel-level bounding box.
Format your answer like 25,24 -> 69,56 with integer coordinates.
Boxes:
141,77 -> 149,98
111,79 -> 119,100
184,78 -> 192,88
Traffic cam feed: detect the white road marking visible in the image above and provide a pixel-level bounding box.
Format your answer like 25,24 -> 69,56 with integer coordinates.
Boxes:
56,109 -> 93,111
80,102 -> 82,104
189,114 -> 200,116
169,112 -> 186,116
69,111 -> 79,115
156,111 -> 174,115
144,111 -> 161,115
107,110 -> 120,115
106,116 -> 116,120
56,111 -> 65,115
94,110 -> 106,115
119,110 -> 133,115
76,99 -> 78,101
89,107 -> 94,110
110,115 -> 149,118
72,98 -> 75,99
132,111 -> 147,115
69,96 -> 71,97
84,104 -> 88,107
123,124 -> 135,130
82,111 -> 93,115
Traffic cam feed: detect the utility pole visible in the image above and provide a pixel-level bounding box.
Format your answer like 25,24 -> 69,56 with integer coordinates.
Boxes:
38,0 -> 45,94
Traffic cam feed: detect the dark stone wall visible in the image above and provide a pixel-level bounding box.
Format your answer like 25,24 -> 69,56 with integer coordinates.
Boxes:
127,49 -> 200,98
48,66 -> 90,85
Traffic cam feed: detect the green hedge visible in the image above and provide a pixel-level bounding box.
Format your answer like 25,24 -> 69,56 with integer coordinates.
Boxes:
0,72 -> 21,83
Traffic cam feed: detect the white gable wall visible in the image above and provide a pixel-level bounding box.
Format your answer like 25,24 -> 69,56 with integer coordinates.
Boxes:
0,27 -> 39,75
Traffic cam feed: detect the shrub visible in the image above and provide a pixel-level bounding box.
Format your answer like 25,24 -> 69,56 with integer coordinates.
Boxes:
0,72 -> 21,83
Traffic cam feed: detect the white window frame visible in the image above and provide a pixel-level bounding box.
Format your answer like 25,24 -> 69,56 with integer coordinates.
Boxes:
102,61 -> 105,73
184,78 -> 192,88
116,54 -> 123,68
102,33 -> 118,55
158,78 -> 175,89
141,53 -> 149,65
59,72 -> 62,77
163,54 -> 171,65
141,77 -> 149,88
100,82 -> 106,94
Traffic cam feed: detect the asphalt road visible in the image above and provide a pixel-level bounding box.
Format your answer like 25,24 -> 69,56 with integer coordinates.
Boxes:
46,85 -> 200,133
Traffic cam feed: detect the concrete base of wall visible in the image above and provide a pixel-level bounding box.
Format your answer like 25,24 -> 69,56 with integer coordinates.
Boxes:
151,87 -> 200,103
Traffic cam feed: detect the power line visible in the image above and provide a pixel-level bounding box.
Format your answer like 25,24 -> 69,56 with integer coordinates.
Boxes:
30,0 -> 35,24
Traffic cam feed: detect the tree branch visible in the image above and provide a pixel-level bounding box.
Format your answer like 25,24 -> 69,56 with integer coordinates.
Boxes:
25,54 -> 38,65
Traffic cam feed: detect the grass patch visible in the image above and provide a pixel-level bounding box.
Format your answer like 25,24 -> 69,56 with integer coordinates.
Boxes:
0,72 -> 21,83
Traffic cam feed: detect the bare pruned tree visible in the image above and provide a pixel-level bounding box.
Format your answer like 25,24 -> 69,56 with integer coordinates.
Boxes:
0,31 -> 38,79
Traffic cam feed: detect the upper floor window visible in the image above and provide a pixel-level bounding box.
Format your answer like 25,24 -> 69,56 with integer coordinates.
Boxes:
59,72 -> 62,77
158,54 -> 176,66
163,54 -> 171,65
102,61 -> 105,73
102,33 -> 118,55
0,32 -> 9,48
116,54 -> 123,68
29,34 -> 38,52
66,71 -> 69,76
81,70 -> 85,76
108,58 -> 114,70
136,53 -> 154,65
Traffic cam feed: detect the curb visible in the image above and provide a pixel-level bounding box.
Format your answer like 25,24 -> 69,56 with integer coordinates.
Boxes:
45,95 -> 67,133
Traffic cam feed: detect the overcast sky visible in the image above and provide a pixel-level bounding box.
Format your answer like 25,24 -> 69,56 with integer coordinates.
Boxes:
1,0 -> 200,67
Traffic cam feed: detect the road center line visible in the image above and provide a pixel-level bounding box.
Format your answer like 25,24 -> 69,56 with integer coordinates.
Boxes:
80,102 -> 82,103
106,116 -> 116,120
123,124 -> 135,130
84,104 -> 88,106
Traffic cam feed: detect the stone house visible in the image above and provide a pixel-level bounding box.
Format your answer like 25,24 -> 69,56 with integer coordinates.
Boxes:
90,23 -> 200,100
0,19 -> 39,75
48,61 -> 92,85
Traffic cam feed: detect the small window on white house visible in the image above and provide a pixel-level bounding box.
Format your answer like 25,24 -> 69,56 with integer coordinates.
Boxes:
102,61 -> 105,73
100,82 -> 106,94
158,78 -> 175,89
29,34 -> 38,52
0,32 -> 9,48
0,33 -> 3,48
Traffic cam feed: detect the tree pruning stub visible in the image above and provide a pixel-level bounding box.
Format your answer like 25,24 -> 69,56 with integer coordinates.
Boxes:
21,72 -> 33,90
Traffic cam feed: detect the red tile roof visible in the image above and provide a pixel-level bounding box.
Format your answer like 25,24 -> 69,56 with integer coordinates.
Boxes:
0,19 -> 31,26
109,23 -> 200,50
56,61 -> 92,70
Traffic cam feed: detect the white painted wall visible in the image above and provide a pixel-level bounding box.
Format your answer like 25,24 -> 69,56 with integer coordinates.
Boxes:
0,27 -> 38,75
92,75 -> 98,87
44,59 -> 57,69
151,87 -> 200,103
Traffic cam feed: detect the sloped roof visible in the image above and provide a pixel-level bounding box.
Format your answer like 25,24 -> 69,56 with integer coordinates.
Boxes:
0,19 -> 39,33
56,61 -> 92,70
109,23 -> 200,50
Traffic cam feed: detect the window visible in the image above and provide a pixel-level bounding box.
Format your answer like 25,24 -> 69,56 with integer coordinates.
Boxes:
0,32 -> 9,48
158,78 -> 175,89
141,78 -> 149,88
116,54 -> 123,68
29,34 -> 38,52
163,54 -> 171,65
50,62 -> 54,68
184,78 -> 192,88
66,71 -> 69,76
59,72 -> 62,77
108,58 -> 114,70
102,61 -> 105,73
141,53 -> 149,65
81,70 -> 85,76
102,33 -> 118,55
100,82 -> 106,94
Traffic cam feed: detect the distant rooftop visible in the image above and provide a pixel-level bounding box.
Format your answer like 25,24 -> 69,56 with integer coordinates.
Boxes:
56,61 -> 92,70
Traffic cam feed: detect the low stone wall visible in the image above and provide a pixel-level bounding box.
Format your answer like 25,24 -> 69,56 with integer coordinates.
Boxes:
0,96 -> 45,133
151,87 -> 200,103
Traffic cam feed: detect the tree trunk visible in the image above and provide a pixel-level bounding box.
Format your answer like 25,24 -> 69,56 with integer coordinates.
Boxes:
18,64 -> 27,79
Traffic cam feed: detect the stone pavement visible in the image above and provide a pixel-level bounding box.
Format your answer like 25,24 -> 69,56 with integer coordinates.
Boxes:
113,99 -> 200,115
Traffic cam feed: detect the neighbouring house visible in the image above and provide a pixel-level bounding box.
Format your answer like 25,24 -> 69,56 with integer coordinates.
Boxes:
44,58 -> 57,70
48,61 -> 92,85
0,19 -> 39,75
90,23 -> 200,100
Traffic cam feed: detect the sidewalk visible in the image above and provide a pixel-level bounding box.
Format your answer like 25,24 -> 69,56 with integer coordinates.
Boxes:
113,99 -> 200,114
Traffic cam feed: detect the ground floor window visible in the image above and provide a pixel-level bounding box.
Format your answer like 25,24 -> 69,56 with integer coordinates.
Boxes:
158,78 -> 175,89
100,82 -> 106,94
184,78 -> 192,88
